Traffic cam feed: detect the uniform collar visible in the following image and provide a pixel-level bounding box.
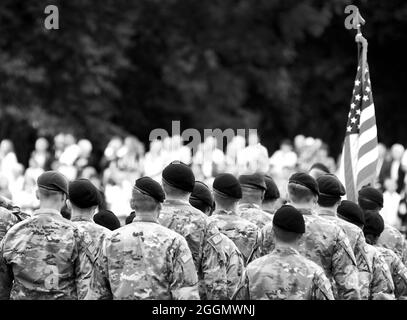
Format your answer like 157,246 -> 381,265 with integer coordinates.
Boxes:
317,208 -> 336,217
273,243 -> 300,255
213,208 -> 237,216
238,203 -> 260,210
297,208 -> 315,216
71,216 -> 93,222
33,208 -> 61,217
163,199 -> 190,206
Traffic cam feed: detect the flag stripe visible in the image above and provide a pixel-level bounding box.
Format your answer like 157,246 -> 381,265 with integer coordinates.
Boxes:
358,137 -> 378,158
359,115 -> 376,133
344,136 -> 356,202
357,160 -> 378,189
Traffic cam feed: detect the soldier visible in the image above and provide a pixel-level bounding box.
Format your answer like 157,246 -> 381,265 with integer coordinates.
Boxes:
261,175 -> 280,215
337,200 -> 395,300
87,176 -> 199,300
308,162 -> 330,180
358,187 -> 407,264
0,171 -> 94,299
190,181 -> 245,298
233,205 -> 334,300
158,161 -> 228,300
237,173 -> 273,228
93,209 -> 121,231
68,179 -> 112,298
363,210 -> 407,299
208,173 -> 260,265
0,195 -> 30,242
260,172 -> 360,300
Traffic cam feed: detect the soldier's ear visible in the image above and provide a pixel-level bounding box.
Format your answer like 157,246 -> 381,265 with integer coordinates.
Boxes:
261,190 -> 265,201
35,189 -> 40,200
66,199 -> 72,210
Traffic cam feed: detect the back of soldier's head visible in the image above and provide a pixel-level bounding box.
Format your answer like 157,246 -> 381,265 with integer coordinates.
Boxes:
162,161 -> 195,198
131,177 -> 165,213
287,183 -> 316,204
190,181 -> 214,215
272,205 -> 305,244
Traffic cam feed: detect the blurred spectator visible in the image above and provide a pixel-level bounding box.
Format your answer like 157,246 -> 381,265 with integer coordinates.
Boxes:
379,143 -> 405,193
269,139 -> 297,174
381,178 -> 401,228
30,137 -> 52,170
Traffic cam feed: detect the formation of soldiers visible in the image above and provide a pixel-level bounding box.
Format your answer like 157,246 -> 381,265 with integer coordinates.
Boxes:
1,160 -> 407,300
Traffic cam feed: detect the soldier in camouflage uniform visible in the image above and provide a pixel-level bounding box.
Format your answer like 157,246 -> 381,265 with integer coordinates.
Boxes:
190,181 -> 245,298
0,195 -> 31,242
0,171 -> 94,300
363,209 -> 407,299
86,177 -> 199,300
259,173 -> 360,300
68,179 -> 112,298
237,173 -> 273,228
337,200 -> 395,300
158,162 -> 228,300
315,175 -> 394,299
208,173 -> 261,265
233,205 -> 334,300
262,175 -> 280,215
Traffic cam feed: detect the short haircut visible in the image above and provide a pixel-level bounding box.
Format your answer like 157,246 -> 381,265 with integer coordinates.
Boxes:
287,183 -> 316,203
364,233 -> 378,246
273,225 -> 302,243
190,199 -> 211,215
214,192 -> 239,208
162,181 -> 191,198
38,187 -> 64,199
358,197 -> 382,211
241,186 -> 264,200
318,196 -> 340,208
131,191 -> 160,212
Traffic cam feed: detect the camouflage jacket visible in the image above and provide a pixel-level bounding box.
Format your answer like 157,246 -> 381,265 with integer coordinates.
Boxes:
377,224 -> 407,265
233,245 -> 334,300
237,203 -> 273,228
159,200 -> 228,299
0,206 -> 30,242
376,246 -> 407,299
260,208 -> 360,300
0,208 -> 95,300
86,220 -> 200,300
208,209 -> 261,265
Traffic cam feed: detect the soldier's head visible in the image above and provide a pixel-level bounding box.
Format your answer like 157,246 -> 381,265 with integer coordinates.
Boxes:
189,181 -> 214,216
212,173 -> 242,211
337,200 -> 365,229
36,171 -> 69,211
316,174 -> 345,211
131,177 -> 165,220
363,210 -> 384,245
238,173 -> 266,205
287,173 -> 319,209
162,161 -> 195,201
272,205 -> 305,245
309,163 -> 330,180
67,178 -> 101,217
262,175 -> 280,212
358,186 -> 383,214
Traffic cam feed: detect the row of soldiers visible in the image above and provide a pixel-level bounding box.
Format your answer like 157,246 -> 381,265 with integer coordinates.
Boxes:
0,160 -> 406,299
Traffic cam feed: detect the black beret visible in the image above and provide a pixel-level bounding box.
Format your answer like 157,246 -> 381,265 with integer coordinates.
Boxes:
213,173 -> 242,199
337,200 -> 365,226
190,181 -> 214,207
134,177 -> 165,203
69,179 -> 101,209
317,174 -> 346,198
125,211 -> 136,225
162,161 -> 195,192
273,205 -> 305,234
363,211 -> 385,237
288,172 -> 319,196
310,163 -> 330,174
37,171 -> 69,194
94,209 -> 121,231
264,175 -> 280,200
238,173 -> 267,191
358,187 -> 383,210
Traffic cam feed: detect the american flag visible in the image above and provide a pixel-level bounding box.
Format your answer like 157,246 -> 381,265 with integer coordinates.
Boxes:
338,55 -> 378,202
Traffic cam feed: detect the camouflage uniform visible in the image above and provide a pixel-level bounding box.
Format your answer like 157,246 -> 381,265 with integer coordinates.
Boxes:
260,208 -> 360,300
87,220 -> 199,300
237,203 -> 273,228
208,209 -> 261,265
378,224 -> 407,264
318,210 -> 394,300
0,209 -> 95,300
159,199 -> 228,299
0,206 -> 30,242
376,246 -> 407,299
233,245 -> 334,300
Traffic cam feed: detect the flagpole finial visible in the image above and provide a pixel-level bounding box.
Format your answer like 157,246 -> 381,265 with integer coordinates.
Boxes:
344,5 -> 366,34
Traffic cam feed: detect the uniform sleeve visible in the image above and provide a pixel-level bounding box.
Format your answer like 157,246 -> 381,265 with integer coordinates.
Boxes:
200,230 -> 228,300
85,236 -> 113,300
169,237 -> 200,300
390,253 -> 407,299
312,269 -> 335,300
231,269 -> 250,300
226,249 -> 245,299
370,252 -> 395,300
0,238 -> 13,299
332,228 -> 361,300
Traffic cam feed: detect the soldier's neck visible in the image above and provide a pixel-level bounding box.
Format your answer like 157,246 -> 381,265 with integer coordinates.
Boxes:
317,206 -> 337,216
216,203 -> 237,213
134,211 -> 158,223
165,194 -> 191,203
239,198 -> 262,207
71,211 -> 93,222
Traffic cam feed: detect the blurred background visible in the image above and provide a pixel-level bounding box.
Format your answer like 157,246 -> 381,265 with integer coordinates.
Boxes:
1,0 -> 407,227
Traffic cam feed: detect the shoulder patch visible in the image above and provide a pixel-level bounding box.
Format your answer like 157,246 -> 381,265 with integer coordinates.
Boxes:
212,234 -> 223,245
181,253 -> 191,264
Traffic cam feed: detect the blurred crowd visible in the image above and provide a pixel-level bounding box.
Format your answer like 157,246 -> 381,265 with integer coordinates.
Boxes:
0,133 -> 406,233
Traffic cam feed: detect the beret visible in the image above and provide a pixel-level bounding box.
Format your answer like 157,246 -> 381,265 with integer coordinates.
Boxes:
125,211 -> 136,225
162,161 -> 195,192
69,179 -> 101,209
337,200 -> 365,226
37,171 -> 69,194
213,173 -> 242,199
273,205 -> 305,234
93,209 -> 121,231
134,176 -> 165,203
363,211 -> 385,237
238,173 -> 267,191
288,172 -> 319,196
310,163 -> 330,174
190,181 -> 214,207
317,174 -> 346,198
358,187 -> 383,210
264,175 -> 280,200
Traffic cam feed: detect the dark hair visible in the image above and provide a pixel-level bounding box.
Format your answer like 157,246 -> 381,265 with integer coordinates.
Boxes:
273,225 -> 302,243
287,183 -> 316,203
364,233 -> 378,246
190,198 -> 212,215
61,203 -> 71,220
125,211 -> 136,224
318,196 -> 340,208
